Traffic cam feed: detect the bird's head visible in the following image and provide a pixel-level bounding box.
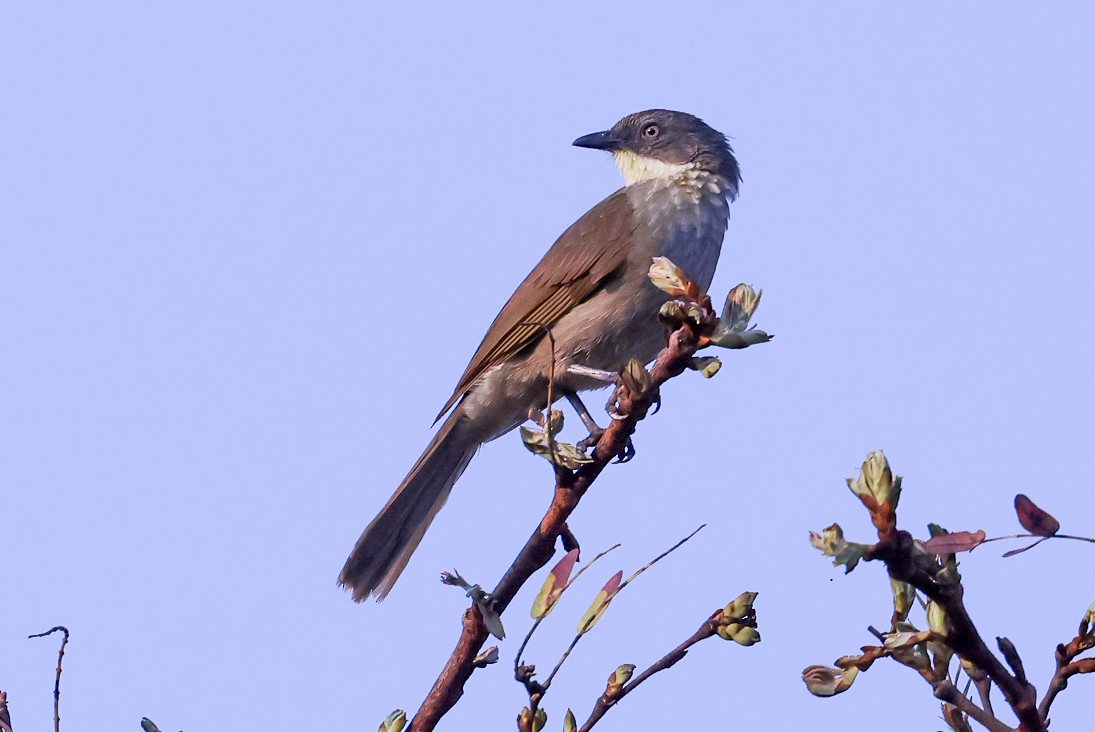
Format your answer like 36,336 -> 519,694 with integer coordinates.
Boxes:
573,109 -> 740,199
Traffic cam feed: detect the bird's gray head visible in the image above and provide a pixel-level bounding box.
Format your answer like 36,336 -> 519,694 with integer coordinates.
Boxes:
573,109 -> 740,199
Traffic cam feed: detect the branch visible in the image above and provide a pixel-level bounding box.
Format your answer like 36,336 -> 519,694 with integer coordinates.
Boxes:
865,533 -> 1043,731
1038,632 -> 1095,721
930,678 -> 1013,732
0,690 -> 12,732
28,626 -> 69,732
408,310 -> 714,731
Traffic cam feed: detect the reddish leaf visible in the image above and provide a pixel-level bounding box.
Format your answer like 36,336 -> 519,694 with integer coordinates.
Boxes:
1015,494 -> 1060,537
923,530 -> 986,555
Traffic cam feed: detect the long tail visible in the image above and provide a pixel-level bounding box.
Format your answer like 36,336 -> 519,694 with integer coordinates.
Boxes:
339,410 -> 480,601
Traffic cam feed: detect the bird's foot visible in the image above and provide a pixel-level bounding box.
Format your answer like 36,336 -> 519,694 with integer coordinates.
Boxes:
576,426 -> 636,463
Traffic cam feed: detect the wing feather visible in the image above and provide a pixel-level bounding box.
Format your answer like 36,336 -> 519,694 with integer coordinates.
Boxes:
435,188 -> 637,420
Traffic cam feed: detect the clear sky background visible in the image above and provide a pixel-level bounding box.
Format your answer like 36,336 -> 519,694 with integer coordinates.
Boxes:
3,3 -> 1094,731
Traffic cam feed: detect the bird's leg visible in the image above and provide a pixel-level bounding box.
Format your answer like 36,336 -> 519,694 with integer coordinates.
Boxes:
565,390 -> 636,464
566,364 -> 659,420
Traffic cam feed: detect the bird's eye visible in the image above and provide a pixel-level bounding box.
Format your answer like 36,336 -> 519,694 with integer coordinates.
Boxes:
642,123 -> 660,139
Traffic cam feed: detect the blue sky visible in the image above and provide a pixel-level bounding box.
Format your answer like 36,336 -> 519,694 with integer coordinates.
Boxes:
3,3 -> 1094,730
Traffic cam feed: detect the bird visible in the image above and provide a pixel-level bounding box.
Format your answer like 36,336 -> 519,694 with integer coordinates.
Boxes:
340,109 -> 741,601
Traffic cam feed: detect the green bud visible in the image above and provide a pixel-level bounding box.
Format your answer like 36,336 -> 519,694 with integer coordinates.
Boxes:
730,625 -> 761,646
605,663 -> 636,698
927,601 -> 948,638
847,451 -> 900,508
379,710 -> 407,732
722,591 -> 759,622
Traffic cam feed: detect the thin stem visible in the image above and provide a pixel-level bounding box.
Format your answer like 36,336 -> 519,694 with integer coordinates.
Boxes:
543,528 -> 701,693
28,626 -> 69,732
578,612 -> 720,731
619,525 -> 705,590
979,533 -> 1095,546
542,634 -> 583,690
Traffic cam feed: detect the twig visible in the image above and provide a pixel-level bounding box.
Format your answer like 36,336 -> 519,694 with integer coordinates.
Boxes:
927,677 -> 1013,732
619,525 -> 704,590
974,675 -> 995,720
577,610 -> 722,731
28,626 -> 69,732
408,312 -> 712,732
1038,635 -> 1095,721
980,533 -> 1095,547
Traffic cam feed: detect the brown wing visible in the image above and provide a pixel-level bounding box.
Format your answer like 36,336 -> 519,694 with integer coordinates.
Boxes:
435,188 -> 638,420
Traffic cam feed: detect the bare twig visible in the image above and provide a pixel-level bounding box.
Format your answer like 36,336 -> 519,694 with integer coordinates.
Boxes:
577,610 -> 722,731
1038,635 -> 1095,721
619,525 -> 705,590
28,626 -> 69,732
408,306 -> 716,732
974,674 -> 995,719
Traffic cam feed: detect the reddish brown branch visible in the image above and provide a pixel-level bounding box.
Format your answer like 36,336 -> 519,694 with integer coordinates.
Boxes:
0,690 -> 12,732
865,534 -> 1043,732
408,319 -> 708,732
1038,634 -> 1095,722
577,610 -> 720,731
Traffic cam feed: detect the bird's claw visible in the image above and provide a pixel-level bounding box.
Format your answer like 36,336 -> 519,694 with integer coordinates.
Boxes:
576,427 -> 605,454
576,426 -> 636,464
614,437 -> 636,463
606,390 -> 628,421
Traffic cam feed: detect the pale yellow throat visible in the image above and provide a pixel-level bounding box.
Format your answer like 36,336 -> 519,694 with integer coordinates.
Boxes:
612,150 -> 694,186
613,150 -> 723,198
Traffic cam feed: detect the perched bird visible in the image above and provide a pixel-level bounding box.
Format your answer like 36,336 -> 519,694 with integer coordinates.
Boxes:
340,109 -> 741,601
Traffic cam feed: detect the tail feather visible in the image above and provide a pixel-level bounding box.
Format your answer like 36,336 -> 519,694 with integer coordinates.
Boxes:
339,412 -> 479,601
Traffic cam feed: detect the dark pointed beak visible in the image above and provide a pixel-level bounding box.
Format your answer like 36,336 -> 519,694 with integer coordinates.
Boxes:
572,130 -> 622,151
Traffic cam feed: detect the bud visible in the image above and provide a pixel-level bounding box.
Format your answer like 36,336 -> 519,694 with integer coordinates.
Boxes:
533,708 -> 547,732
605,663 -> 636,698
1081,600 -> 1095,639
722,591 -> 759,622
379,710 -> 407,732
884,630 -> 931,670
473,646 -> 500,667
688,356 -> 722,378
620,358 -> 652,398
809,524 -> 866,573
648,256 -> 692,296
847,451 -> 900,508
802,665 -> 859,697
729,625 -> 761,646
563,709 -> 577,732
927,601 -> 948,638
890,579 -> 915,623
